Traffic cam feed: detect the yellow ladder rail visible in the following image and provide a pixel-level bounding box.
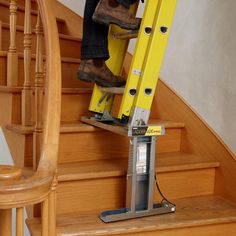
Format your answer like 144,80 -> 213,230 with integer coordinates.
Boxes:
88,3 -> 139,115
118,0 -> 177,124
87,0 -> 177,125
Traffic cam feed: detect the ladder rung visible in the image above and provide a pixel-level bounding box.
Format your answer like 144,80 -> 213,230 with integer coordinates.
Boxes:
112,30 -> 139,40
99,87 -> 125,94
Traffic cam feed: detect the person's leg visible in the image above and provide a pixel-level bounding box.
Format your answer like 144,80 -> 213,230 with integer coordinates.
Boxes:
92,0 -> 141,30
81,0 -> 109,60
78,0 -> 126,87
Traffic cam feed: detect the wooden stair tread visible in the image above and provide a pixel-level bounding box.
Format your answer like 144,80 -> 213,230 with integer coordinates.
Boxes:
26,195 -> 236,235
0,86 -> 92,94
81,116 -> 185,136
6,120 -> 185,135
61,118 -> 184,133
0,85 -> 22,93
0,50 -> 80,63
62,88 -> 93,94
57,152 -> 220,182
1,22 -> 80,41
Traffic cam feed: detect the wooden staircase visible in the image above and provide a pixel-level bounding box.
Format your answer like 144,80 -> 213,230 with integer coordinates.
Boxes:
1,1 -> 236,235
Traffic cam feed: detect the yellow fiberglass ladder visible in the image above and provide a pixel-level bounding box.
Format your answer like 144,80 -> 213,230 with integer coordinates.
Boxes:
82,0 -> 177,223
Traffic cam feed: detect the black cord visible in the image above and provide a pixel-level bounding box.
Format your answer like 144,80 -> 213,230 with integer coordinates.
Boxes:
154,173 -> 176,207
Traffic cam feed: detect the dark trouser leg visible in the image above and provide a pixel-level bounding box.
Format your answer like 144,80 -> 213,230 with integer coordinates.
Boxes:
116,0 -> 138,8
81,0 -> 139,60
81,0 -> 110,60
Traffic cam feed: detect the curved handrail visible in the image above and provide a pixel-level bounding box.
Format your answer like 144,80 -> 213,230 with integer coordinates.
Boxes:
0,0 -> 61,207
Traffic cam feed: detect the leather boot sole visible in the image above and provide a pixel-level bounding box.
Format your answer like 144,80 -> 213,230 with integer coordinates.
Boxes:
92,12 -> 139,30
77,70 -> 121,87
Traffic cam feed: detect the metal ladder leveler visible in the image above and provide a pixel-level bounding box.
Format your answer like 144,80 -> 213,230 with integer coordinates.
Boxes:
82,0 -> 177,223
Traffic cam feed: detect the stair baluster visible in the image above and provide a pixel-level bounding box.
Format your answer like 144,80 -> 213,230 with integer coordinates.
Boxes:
7,0 -> 18,86
22,0 -> 32,126
41,198 -> 49,236
0,20 -> 2,51
16,207 -> 24,236
33,11 -> 44,169
48,176 -> 57,236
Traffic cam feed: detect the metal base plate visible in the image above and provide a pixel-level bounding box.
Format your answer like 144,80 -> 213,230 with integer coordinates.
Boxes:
100,203 -> 176,223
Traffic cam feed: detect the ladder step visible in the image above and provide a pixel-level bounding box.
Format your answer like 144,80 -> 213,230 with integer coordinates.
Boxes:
112,30 -> 139,40
99,87 -> 124,94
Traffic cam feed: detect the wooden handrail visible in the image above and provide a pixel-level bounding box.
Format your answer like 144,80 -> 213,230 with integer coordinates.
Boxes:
0,0 -> 61,234
37,0 -> 61,173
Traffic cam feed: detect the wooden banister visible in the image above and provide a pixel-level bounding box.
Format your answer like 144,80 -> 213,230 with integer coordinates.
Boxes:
0,0 -> 61,235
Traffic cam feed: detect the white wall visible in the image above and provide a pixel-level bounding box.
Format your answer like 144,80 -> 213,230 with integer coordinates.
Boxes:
59,0 -> 85,16
161,0 -> 236,154
59,0 -> 236,154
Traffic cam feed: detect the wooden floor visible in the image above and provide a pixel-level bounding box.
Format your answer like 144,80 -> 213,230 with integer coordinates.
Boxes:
27,195 -> 236,236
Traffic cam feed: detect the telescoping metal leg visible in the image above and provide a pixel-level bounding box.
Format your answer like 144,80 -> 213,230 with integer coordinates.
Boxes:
100,136 -> 176,223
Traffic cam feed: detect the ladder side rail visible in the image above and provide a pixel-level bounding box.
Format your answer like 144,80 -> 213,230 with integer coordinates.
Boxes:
117,0 -> 160,120
130,0 -> 177,126
88,3 -> 139,115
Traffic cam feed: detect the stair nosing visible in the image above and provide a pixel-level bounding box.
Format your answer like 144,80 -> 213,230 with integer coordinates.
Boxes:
0,50 -> 81,64
57,153 -> 220,182
1,22 -> 81,42
0,86 -> 92,96
6,120 -> 185,135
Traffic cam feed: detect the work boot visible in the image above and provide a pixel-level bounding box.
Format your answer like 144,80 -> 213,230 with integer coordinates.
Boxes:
77,59 -> 126,87
92,0 -> 141,30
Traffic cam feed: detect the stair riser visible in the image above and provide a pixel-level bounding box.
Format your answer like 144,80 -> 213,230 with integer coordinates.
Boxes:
56,168 -> 216,215
0,4 -> 38,28
61,62 -> 92,89
0,56 -> 7,85
0,3 -> 64,33
58,128 -> 182,163
1,91 -> 183,140
61,93 -> 92,122
0,92 -> 92,126
122,223 -> 236,236
0,56 -> 87,88
1,27 -> 80,58
0,93 -> 21,124
6,127 -> 181,165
